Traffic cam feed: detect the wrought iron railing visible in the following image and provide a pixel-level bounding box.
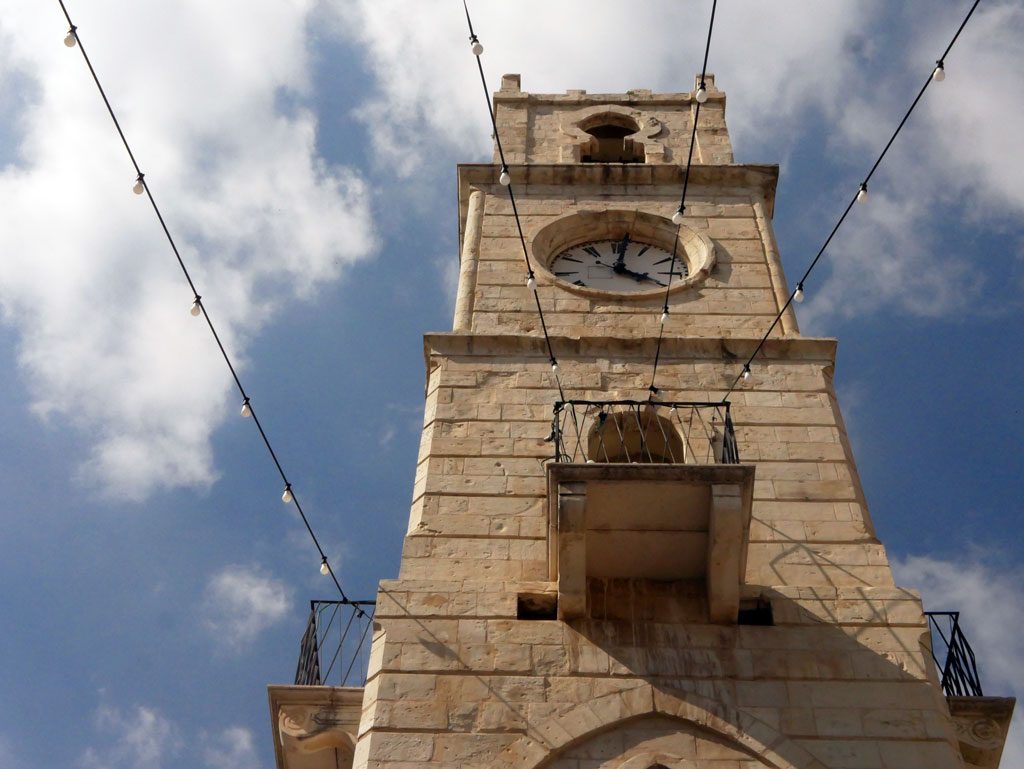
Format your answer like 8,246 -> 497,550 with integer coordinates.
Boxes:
551,400 -> 738,464
295,599 -> 376,687
925,611 -> 984,697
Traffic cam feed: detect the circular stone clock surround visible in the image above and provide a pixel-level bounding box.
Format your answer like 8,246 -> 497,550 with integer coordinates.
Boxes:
529,209 -> 716,299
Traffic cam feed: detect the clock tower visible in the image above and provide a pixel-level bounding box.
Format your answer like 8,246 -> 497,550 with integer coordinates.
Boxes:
268,75 -> 1013,769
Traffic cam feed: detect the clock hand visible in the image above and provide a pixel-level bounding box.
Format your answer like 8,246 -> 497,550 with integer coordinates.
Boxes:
614,234 -> 631,267
620,267 -> 667,286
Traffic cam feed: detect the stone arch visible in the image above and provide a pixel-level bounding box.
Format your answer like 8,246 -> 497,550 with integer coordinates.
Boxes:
558,104 -> 666,164
497,682 -> 825,769
586,409 -> 685,464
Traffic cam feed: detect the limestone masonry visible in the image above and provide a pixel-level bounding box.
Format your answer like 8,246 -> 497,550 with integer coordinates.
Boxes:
268,75 -> 1014,769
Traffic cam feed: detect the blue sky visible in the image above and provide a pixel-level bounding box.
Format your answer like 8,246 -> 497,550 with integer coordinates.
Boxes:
1,2 -> 1022,767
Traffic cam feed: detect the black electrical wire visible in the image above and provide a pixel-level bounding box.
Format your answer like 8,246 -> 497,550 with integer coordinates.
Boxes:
721,0 -> 982,402
55,0 -> 362,614
649,0 -> 718,397
462,0 -> 565,402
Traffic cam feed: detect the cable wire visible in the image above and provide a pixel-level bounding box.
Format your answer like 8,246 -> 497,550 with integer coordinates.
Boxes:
721,0 -> 982,402
462,0 -> 565,401
648,0 -> 718,396
55,0 -> 362,614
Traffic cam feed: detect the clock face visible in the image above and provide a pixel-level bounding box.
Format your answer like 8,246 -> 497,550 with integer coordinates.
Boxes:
549,236 -> 688,292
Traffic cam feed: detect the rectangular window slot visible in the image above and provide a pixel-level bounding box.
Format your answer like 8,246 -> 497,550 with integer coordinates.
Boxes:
517,593 -> 557,620
737,598 -> 774,626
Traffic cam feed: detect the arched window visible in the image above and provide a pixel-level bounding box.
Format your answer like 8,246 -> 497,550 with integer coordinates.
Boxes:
586,410 -> 684,463
579,114 -> 645,163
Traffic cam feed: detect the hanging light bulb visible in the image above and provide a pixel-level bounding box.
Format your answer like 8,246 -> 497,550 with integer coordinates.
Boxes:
551,361 -> 559,374
240,399 -> 252,418
189,297 -> 202,317
932,62 -> 945,82
660,310 -> 669,324
282,485 -> 293,504
499,168 -> 511,186
742,364 -> 751,381
794,283 -> 805,303
64,27 -> 77,47
320,557 -> 330,576
133,174 -> 145,195
695,84 -> 708,104
671,208 -> 684,225
857,183 -> 868,204
470,36 -> 483,56
526,274 -> 536,291
670,406 -> 678,414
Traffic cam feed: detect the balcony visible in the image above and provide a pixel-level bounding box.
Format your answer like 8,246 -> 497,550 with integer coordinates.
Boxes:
546,400 -> 752,623
550,399 -> 739,465
925,611 -> 1016,769
268,600 -> 374,769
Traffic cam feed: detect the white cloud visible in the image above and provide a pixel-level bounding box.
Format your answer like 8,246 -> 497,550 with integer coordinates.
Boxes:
0,735 -> 21,769
79,705 -> 180,769
893,554 -> 1024,765
202,727 -> 261,769
339,1 -> 1023,321
0,1 -> 376,500
336,0 -> 874,173
201,564 -> 291,650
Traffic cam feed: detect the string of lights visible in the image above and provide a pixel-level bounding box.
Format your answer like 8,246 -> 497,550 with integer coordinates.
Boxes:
55,0 -> 363,614
648,0 -> 718,397
462,0 -> 565,402
721,0 -> 981,401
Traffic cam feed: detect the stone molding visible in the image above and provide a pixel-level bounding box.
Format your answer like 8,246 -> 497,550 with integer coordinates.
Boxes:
424,331 -> 837,366
527,209 -> 716,300
497,680 -> 826,769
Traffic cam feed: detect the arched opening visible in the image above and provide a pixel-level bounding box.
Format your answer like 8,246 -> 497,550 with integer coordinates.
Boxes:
579,114 -> 645,163
587,410 -> 684,463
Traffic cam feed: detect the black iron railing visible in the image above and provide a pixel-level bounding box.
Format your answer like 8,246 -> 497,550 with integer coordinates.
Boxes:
551,400 -> 738,465
295,599 -> 376,687
925,611 -> 984,697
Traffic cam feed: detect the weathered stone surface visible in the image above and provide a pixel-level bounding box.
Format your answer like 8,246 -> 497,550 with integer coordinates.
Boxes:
275,77 -> 1002,769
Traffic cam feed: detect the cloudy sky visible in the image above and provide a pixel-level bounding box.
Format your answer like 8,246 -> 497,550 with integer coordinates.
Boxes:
0,1 -> 1022,767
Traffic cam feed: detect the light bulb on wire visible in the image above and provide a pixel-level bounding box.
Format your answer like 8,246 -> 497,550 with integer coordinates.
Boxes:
133,174 -> 145,195
695,84 -> 708,104
551,361 -> 559,374
794,284 -> 805,303
240,399 -> 252,418
671,208 -> 684,226
470,37 -> 483,56
660,310 -> 669,324
742,364 -> 751,382
320,557 -> 329,576
64,28 -> 77,47
526,274 -> 536,291
932,62 -> 945,82
282,485 -> 293,504
857,183 -> 868,204
189,297 -> 202,317
499,168 -> 510,186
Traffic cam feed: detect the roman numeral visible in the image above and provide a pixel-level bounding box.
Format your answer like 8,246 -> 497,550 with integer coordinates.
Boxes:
560,256 -> 583,263
554,271 -> 578,276
583,246 -> 602,259
636,246 -> 650,257
652,257 -> 674,265
573,280 -> 587,286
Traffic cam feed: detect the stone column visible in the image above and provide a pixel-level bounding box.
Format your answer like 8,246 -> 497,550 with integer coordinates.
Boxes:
753,197 -> 799,336
452,188 -> 485,332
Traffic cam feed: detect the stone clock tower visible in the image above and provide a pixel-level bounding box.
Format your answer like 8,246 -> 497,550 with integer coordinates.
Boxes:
267,76 -> 1013,769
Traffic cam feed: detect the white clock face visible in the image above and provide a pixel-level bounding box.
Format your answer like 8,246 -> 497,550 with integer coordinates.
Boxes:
549,237 -> 688,292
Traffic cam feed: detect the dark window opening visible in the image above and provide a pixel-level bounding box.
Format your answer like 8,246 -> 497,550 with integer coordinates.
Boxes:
737,598 -> 774,626
580,119 -> 645,163
518,593 -> 558,620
